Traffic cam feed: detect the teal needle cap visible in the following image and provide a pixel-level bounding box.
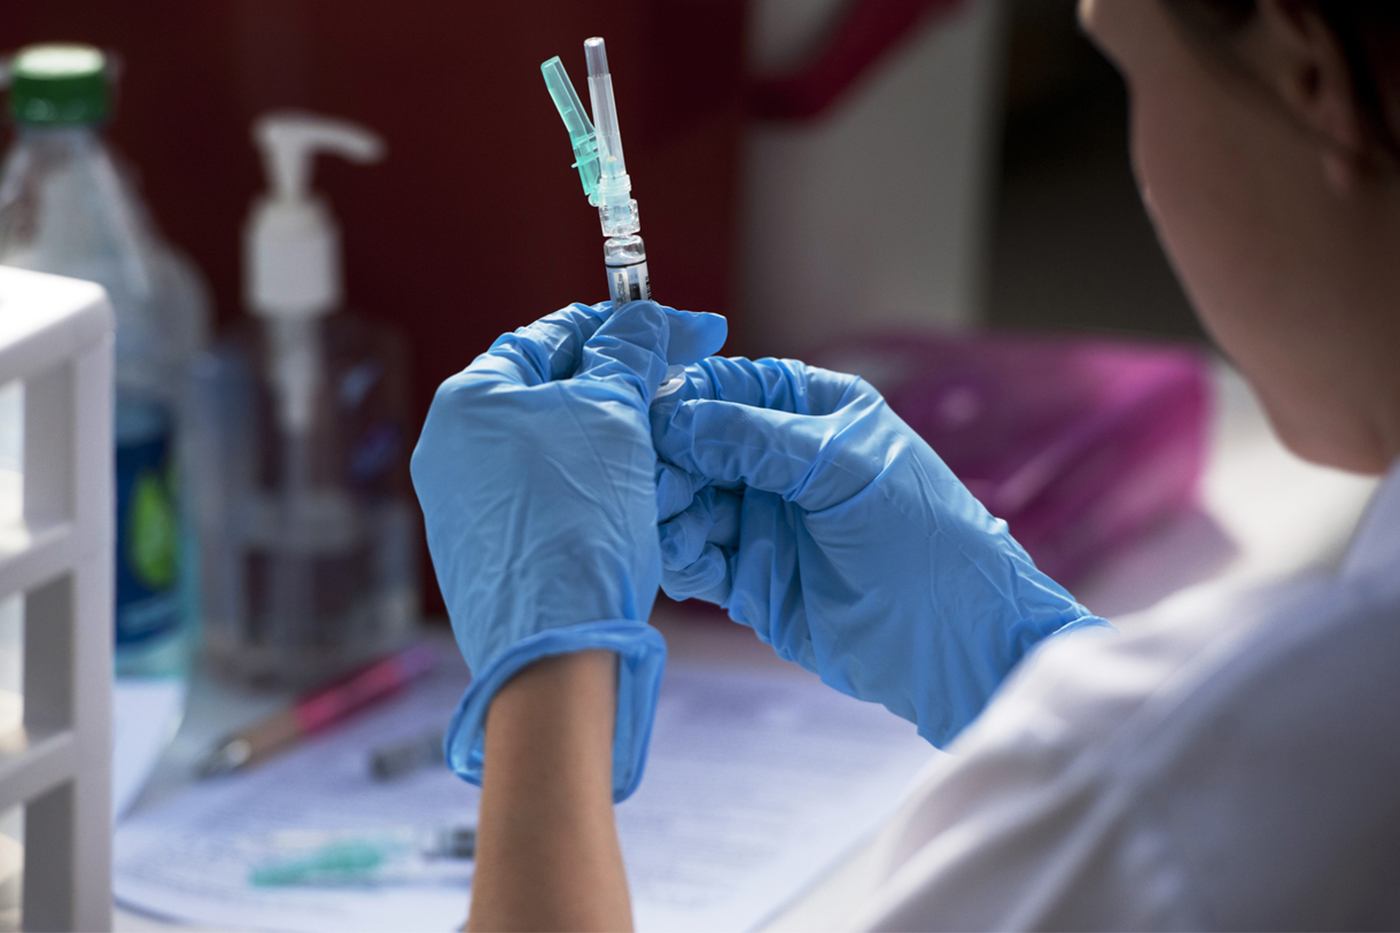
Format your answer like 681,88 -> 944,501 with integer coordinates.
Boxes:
249,840 -> 389,887
10,44 -> 112,126
541,56 -> 601,203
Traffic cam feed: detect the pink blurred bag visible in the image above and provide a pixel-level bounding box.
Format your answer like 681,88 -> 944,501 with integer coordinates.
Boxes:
812,332 -> 1211,583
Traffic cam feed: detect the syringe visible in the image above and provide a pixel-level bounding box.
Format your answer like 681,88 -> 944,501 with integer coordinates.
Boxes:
542,37 -> 683,394
582,38 -> 651,306
541,38 -> 652,309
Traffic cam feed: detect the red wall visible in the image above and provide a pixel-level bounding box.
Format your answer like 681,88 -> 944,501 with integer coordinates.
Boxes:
6,1 -> 747,613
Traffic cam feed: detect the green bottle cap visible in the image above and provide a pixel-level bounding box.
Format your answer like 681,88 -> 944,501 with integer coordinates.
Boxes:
9,43 -> 111,126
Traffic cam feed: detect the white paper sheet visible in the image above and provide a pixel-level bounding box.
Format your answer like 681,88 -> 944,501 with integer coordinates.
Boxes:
113,678 -> 189,820
114,648 -> 938,932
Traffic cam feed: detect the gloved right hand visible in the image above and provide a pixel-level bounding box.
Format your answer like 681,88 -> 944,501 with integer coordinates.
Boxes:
412,300 -> 726,801
651,356 -> 1110,747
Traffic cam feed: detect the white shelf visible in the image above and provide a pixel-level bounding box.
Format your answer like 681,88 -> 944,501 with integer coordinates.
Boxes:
0,729 -> 75,815
0,522 -> 74,606
0,265 -> 115,933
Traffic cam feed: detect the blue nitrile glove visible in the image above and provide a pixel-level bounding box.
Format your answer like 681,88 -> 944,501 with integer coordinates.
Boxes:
651,356 -> 1111,747
412,300 -> 727,801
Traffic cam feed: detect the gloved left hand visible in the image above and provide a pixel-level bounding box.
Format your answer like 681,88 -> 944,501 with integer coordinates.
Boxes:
650,356 -> 1111,748
411,300 -> 727,801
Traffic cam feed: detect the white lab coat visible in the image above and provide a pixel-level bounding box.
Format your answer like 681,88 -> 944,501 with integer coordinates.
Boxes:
846,460 -> 1400,931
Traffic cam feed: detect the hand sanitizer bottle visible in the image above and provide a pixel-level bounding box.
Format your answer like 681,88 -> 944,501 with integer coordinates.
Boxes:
193,111 -> 419,687
0,44 -> 212,679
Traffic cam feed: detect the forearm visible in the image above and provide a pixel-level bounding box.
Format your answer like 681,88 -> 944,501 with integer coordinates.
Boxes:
467,649 -> 632,933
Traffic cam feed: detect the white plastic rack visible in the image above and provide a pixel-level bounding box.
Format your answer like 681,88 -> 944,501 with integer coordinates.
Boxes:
0,265 -> 113,932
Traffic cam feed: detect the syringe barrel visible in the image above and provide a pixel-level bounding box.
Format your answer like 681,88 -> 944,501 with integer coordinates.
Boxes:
583,37 -> 630,202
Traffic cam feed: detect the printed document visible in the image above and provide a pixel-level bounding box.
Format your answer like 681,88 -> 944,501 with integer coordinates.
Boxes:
114,650 -> 938,932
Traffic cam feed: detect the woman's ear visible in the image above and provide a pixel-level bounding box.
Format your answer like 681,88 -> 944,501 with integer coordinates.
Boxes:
1246,0 -> 1367,193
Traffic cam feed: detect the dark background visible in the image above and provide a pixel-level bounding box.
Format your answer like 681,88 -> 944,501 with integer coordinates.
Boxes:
987,0 -> 1201,341
5,0 -> 1203,615
7,0 -> 749,404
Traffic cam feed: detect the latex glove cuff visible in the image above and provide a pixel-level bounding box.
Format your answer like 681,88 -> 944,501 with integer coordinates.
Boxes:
444,620 -> 667,802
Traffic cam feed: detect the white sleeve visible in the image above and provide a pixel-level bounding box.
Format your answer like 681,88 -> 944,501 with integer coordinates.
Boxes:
841,571 -> 1400,931
842,614 -> 1216,931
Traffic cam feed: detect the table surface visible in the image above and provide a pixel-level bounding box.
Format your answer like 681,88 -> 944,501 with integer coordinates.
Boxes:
114,364 -> 1381,932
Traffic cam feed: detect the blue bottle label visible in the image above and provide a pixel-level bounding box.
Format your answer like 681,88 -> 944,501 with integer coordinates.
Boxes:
115,399 -> 182,646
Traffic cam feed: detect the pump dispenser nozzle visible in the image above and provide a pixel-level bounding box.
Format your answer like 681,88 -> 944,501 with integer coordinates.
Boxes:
257,115 -> 383,202
244,110 -> 384,434
246,111 -> 384,318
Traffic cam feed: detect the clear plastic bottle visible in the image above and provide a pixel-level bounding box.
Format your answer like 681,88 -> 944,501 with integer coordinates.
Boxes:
194,314 -> 419,687
191,111 -> 418,688
0,44 -> 211,678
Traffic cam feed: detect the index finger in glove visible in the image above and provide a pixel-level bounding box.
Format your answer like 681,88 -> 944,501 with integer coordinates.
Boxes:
575,300 -> 727,408
654,355 -> 867,415
656,459 -> 709,523
654,390 -> 899,510
658,485 -> 742,568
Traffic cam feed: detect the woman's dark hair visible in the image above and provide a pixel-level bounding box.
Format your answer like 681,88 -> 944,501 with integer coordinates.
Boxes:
1161,0 -> 1400,166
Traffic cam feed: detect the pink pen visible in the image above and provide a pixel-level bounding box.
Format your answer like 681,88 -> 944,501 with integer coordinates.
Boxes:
197,642 -> 438,778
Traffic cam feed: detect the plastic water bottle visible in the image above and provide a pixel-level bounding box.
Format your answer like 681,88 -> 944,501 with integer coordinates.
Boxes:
0,44 -> 211,678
